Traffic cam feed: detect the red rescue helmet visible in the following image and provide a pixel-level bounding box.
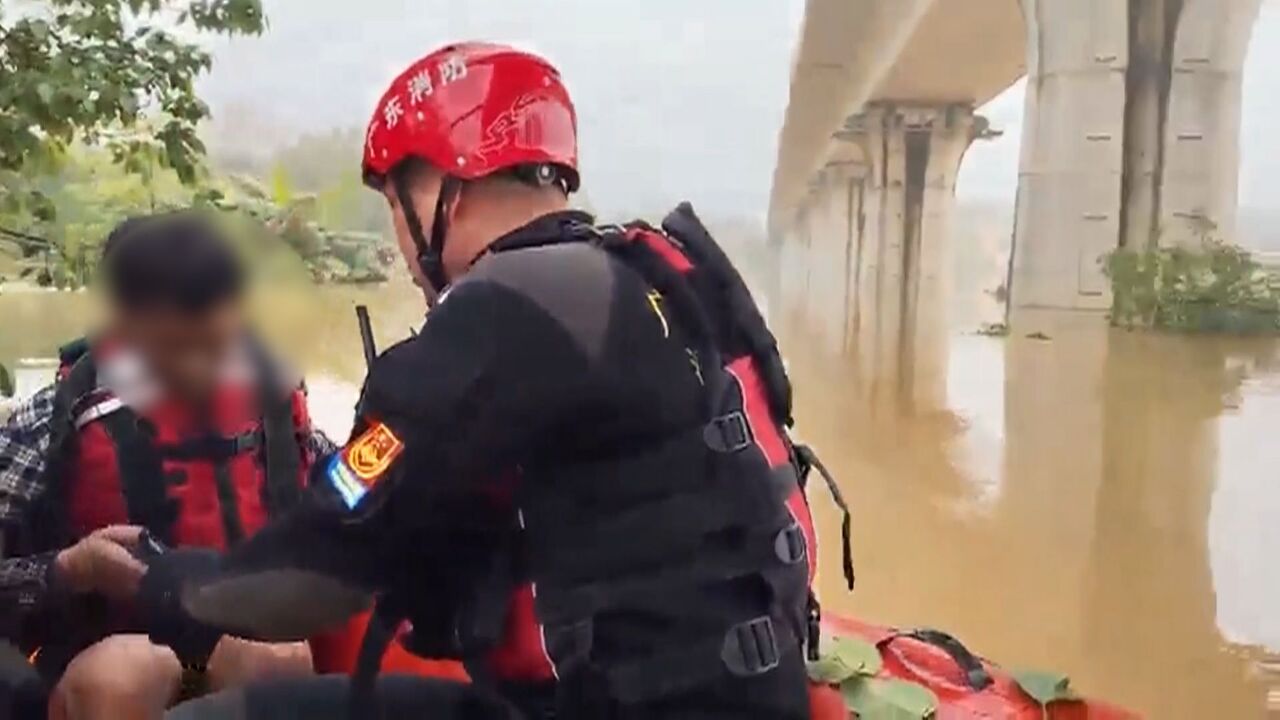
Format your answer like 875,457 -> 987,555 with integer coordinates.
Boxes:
363,43 -> 580,293
363,42 -> 579,189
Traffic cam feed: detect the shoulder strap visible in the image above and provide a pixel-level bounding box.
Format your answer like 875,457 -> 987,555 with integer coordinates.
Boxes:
41,352 -> 179,545
33,354 -> 98,549
597,226 -> 728,423
247,340 -> 302,518
56,338 -> 91,370
661,203 -> 794,427
98,407 -> 177,545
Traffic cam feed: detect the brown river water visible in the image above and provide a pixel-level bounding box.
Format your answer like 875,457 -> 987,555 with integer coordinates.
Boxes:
4,285 -> 1280,718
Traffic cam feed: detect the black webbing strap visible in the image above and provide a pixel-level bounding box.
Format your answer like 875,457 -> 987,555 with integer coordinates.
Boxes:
392,167 -> 457,294
879,628 -> 993,692
520,431 -> 705,518
794,444 -> 854,591
34,354 -> 99,550
248,342 -> 303,520
457,548 -> 518,688
533,524 -> 806,627
604,615 -> 790,704
662,203 -> 794,427
349,598 -> 403,720
98,408 -> 178,545
597,227 -> 728,423
526,488 -> 743,582
154,430 -> 262,461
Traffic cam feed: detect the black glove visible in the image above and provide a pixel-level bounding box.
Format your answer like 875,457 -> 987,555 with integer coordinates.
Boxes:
136,548 -> 225,667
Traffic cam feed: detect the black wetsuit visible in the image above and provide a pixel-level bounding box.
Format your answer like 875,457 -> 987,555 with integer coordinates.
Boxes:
156,210 -> 812,720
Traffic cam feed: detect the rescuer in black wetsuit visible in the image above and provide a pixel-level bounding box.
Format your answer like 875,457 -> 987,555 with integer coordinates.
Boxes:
146,42 -> 829,720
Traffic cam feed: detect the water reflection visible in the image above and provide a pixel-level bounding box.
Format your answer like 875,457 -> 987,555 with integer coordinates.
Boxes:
778,305 -> 1280,718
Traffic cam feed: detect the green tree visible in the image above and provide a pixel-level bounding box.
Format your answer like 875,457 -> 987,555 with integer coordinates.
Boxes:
0,0 -> 266,218
0,143 -> 191,286
253,128 -> 388,235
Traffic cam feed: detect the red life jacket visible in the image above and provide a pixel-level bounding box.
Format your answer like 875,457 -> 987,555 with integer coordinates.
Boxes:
384,206 -> 854,709
46,338 -> 310,550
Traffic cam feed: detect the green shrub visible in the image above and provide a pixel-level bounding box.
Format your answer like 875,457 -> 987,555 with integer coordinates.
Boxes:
1103,239 -> 1280,334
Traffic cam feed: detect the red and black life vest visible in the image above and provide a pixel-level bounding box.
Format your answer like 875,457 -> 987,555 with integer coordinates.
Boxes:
381,204 -> 855,714
43,338 -> 310,550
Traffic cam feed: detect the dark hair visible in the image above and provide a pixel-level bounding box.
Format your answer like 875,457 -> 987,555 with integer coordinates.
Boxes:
101,211 -> 246,312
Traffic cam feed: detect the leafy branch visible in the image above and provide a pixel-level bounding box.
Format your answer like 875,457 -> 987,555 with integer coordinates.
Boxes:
0,0 -> 265,199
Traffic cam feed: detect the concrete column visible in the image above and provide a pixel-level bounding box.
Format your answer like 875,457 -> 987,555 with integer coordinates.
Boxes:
1159,0 -> 1262,247
1011,0 -> 1261,313
802,162 -> 869,356
843,105 -> 903,409
844,103 -> 982,412
1009,0 -> 1128,313
840,163 -> 870,355
804,167 -> 851,353
777,203 -> 813,323
903,105 -> 976,410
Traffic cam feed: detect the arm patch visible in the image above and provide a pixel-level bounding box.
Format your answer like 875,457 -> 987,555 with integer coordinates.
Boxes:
326,422 -> 403,509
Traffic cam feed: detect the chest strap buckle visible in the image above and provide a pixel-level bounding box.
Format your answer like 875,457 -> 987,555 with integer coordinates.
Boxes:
774,523 -> 807,565
703,411 -> 751,453
722,615 -> 780,677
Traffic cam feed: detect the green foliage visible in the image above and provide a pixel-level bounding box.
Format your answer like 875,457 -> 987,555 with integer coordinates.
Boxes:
808,635 -> 938,719
1011,670 -> 1077,717
1103,239 -> 1280,334
0,143 -> 192,287
238,128 -> 389,235
0,0 -> 265,216
841,678 -> 938,719
204,172 -> 395,285
269,162 -> 294,207
806,636 -> 883,684
0,146 -> 394,289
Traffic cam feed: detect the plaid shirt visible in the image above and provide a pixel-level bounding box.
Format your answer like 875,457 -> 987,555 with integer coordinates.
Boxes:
0,383 -> 336,643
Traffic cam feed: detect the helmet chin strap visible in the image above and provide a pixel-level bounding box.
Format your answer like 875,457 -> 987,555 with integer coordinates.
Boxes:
392,172 -> 460,295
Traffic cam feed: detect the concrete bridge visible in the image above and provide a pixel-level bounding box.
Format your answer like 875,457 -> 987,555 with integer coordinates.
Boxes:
768,0 -> 1263,410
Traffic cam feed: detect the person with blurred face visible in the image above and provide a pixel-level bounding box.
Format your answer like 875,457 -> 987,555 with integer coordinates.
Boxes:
0,212 -> 332,719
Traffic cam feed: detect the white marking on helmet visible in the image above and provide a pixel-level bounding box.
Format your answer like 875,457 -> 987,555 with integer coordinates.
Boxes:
406,68 -> 434,105
382,96 -> 405,129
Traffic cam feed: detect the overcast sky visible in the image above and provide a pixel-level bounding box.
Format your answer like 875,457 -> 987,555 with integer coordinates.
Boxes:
200,0 -> 1280,221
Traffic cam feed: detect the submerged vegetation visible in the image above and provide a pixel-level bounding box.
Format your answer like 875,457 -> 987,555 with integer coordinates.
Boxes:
1103,238 -> 1280,334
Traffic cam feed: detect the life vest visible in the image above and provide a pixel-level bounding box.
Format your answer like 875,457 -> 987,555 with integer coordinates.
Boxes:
375,204 -> 855,715
43,337 -> 309,550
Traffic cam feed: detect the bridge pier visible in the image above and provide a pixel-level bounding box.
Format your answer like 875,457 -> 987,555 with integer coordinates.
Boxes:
1010,0 -> 1262,315
836,103 -> 987,411
1159,0 -> 1262,247
798,162 -> 870,353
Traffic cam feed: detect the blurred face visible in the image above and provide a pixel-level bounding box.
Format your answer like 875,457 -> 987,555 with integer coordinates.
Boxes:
113,299 -> 245,404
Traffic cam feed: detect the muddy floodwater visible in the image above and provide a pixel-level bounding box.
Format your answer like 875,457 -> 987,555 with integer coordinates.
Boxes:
4,285 -> 1280,718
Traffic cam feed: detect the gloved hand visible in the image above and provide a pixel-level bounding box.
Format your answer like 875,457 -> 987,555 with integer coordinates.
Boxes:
136,548 -> 226,667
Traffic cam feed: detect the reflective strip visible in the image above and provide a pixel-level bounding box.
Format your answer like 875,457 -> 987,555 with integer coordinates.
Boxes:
522,507 -> 560,681
532,580 -> 560,681
74,397 -> 125,430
